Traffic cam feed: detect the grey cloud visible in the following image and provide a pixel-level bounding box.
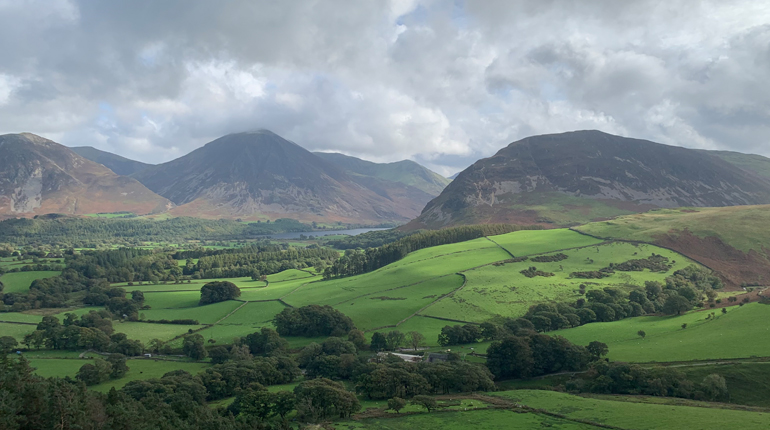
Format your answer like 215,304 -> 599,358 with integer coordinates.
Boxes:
0,0 -> 769,174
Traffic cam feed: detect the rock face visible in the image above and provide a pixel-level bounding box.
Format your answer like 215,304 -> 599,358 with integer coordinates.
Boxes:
131,130 -> 429,223
71,146 -> 152,176
411,130 -> 770,228
0,133 -> 171,217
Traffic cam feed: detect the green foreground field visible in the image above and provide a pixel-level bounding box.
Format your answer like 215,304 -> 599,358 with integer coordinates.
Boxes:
554,302 -> 770,362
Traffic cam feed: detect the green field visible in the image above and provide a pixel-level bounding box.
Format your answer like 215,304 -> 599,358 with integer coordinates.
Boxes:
140,300 -> 242,324
493,390 -> 770,430
266,269 -> 316,282
111,321 -> 204,343
346,408 -> 596,429
423,242 -> 695,322
553,303 -> 770,362
0,271 -> 61,293
28,357 -> 209,392
488,228 -> 604,256
0,322 -> 36,342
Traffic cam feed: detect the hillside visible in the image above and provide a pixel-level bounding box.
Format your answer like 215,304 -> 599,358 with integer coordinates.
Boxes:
315,152 -> 450,218
575,205 -> 770,287
131,130 -> 418,223
71,146 -> 152,176
409,130 -> 770,229
314,152 -> 450,196
0,133 -> 171,218
705,150 -> 770,181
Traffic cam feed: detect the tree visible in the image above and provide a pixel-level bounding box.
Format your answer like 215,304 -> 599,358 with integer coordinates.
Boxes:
699,374 -> 729,401
183,334 -> 208,360
722,307 -> 727,314
244,327 -> 288,356
76,358 -> 112,386
637,330 -> 646,339
387,397 -> 407,413
586,341 -> 609,360
348,329 -> 368,351
662,295 -> 691,315
199,281 -> 241,305
411,395 -> 438,412
130,290 -> 145,303
209,346 -> 231,364
0,336 -> 18,354
486,336 -> 534,379
106,354 -> 129,379
294,378 -> 361,421
274,305 -> 355,337
370,332 -> 388,352
386,330 -> 405,350
681,323 -> 688,329
407,331 -> 426,351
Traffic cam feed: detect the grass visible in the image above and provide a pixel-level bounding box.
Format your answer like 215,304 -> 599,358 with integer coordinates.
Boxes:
0,312 -> 43,323
0,271 -> 61,293
111,321 -> 204,343
284,244 -> 509,308
0,322 -> 36,341
488,228 -> 605,256
27,357 -> 209,392
577,205 -> 770,255
677,362 -> 770,408
423,242 -> 695,322
266,269 -> 316,282
343,408 -> 595,429
238,277 -> 316,301
494,389 -> 770,430
91,359 -> 210,392
553,303 -> 770,362
334,275 -> 464,331
139,300 -> 243,325
142,291 -> 202,309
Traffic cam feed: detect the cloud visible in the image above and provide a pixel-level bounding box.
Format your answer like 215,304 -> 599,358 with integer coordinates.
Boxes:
0,0 -> 769,175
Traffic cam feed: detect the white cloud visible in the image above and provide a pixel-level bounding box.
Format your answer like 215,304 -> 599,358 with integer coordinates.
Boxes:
0,0 -> 768,172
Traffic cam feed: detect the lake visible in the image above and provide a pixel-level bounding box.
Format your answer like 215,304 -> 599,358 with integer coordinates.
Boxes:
257,228 -> 390,240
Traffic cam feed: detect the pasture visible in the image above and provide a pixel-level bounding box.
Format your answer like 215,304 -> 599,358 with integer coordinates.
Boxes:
0,271 -> 61,293
493,390 -> 770,430
553,303 -> 770,362
423,242 -> 695,322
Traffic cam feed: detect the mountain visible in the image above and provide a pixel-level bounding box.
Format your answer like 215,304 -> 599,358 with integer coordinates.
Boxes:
131,130 -> 421,223
71,146 -> 152,176
703,150 -> 770,181
313,152 -> 450,196
0,133 -> 171,217
409,130 -> 770,228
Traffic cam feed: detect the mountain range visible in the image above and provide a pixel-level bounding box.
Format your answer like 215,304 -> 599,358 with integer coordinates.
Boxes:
0,133 -> 170,217
4,129 -> 770,227
0,130 -> 449,223
408,130 -> 770,228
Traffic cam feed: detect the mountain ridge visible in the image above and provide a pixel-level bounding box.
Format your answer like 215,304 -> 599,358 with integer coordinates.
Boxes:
71,146 -> 152,176
408,130 -> 770,229
0,133 -> 171,218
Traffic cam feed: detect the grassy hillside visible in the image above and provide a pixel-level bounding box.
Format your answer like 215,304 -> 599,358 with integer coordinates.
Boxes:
553,303 -> 770,362
575,205 -> 770,286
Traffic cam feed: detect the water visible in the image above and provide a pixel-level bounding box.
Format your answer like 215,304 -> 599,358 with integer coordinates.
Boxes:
257,228 -> 390,240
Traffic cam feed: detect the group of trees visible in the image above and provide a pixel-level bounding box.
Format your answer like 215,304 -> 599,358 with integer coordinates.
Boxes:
22,313 -> 144,355
567,361 -> 729,402
187,245 -> 339,279
199,281 -> 241,305
323,224 -> 542,280
76,354 -> 129,386
273,305 -> 356,337
486,333 -> 597,379
0,215 -> 312,247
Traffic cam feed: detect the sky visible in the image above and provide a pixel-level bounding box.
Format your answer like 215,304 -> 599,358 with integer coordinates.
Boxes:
0,0 -> 769,176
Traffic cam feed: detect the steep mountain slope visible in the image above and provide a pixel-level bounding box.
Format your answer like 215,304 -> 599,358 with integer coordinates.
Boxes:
71,146 -> 152,176
0,133 -> 171,217
704,150 -> 770,181
131,130 -> 415,223
314,152 -> 449,217
410,130 -> 770,228
314,152 -> 450,196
